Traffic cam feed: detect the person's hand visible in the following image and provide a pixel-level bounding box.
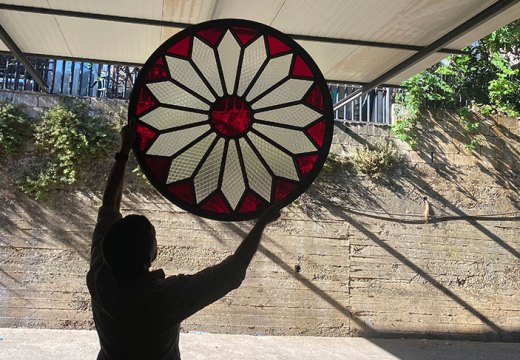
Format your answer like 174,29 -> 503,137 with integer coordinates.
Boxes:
120,118 -> 137,154
257,205 -> 282,226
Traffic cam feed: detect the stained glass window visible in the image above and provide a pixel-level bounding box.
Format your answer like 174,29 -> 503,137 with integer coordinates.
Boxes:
129,19 -> 333,221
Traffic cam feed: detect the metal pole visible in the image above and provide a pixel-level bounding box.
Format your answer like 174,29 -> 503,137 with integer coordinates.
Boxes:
0,22 -> 48,92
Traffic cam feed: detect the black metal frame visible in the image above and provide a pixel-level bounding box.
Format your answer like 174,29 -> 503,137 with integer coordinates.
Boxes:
129,18 -> 334,221
333,0 -> 520,111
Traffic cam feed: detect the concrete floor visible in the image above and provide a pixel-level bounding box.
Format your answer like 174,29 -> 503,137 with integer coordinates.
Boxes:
1,328 -> 519,360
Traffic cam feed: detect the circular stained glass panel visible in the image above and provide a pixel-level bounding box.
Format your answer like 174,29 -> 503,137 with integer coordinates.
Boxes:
129,19 -> 333,221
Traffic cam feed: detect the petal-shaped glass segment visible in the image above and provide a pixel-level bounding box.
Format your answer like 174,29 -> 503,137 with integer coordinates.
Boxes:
191,37 -> 224,97
237,36 -> 267,96
255,104 -> 321,127
247,132 -> 299,181
252,79 -> 313,110
165,56 -> 215,102
140,107 -> 208,130
221,140 -> 246,210
146,124 -> 211,156
147,81 -> 210,110
239,138 -> 272,201
246,54 -> 292,102
218,30 -> 241,95
194,138 -> 225,203
252,124 -> 317,154
167,133 -> 217,183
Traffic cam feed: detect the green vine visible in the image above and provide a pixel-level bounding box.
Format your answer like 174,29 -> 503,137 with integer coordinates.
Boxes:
17,101 -> 118,199
0,102 -> 33,157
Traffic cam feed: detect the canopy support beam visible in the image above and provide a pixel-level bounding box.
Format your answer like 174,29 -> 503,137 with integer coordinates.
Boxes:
0,21 -> 48,92
333,0 -> 520,111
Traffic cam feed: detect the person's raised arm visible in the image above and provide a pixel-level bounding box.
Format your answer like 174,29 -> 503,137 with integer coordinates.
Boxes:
233,206 -> 281,268
102,119 -> 136,211
169,206 -> 281,322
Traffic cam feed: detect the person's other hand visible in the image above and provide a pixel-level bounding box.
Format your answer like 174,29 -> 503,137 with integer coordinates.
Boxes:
257,205 -> 281,226
120,118 -> 137,154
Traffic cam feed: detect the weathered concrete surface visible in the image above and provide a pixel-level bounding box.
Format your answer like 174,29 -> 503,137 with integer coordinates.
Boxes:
1,328 -> 519,360
0,92 -> 519,340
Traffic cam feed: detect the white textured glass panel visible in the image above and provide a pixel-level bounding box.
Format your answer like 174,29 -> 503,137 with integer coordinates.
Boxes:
253,124 -> 317,154
252,79 -> 313,110
167,133 -> 216,183
221,141 -> 246,210
247,133 -> 299,181
239,138 -> 272,201
192,37 -> 224,96
218,30 -> 241,95
140,107 -> 208,130
147,81 -> 210,110
146,124 -> 210,156
237,37 -> 267,96
194,138 -> 225,203
255,104 -> 321,127
166,56 -> 215,102
246,54 -> 292,102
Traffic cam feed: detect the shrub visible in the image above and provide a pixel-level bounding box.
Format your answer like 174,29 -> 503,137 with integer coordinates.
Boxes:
0,102 -> 33,157
350,140 -> 401,179
18,101 -> 118,199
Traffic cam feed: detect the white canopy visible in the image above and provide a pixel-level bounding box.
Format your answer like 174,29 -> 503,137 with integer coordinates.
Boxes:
0,0 -> 519,90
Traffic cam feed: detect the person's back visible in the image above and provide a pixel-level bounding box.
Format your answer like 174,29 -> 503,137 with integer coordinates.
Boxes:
88,264 -> 182,359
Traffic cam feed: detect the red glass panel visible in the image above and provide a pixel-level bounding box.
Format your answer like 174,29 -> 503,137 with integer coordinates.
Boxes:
200,193 -> 231,213
233,26 -> 257,45
297,155 -> 318,177
211,96 -> 252,137
144,157 -> 170,184
238,192 -> 265,213
306,120 -> 325,148
197,28 -> 224,45
305,84 -> 324,111
274,178 -> 298,202
146,57 -> 169,80
167,36 -> 191,57
136,87 -> 157,116
292,55 -> 313,78
135,123 -> 156,152
168,180 -> 194,204
267,35 -> 291,56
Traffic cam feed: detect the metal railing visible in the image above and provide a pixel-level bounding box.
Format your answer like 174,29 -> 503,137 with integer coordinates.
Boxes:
0,55 -> 138,99
329,83 -> 393,124
1,55 -> 395,124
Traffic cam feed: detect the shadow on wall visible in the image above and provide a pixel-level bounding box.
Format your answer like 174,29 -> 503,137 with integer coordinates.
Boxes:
323,111 -> 520,342
1,96 -> 519,342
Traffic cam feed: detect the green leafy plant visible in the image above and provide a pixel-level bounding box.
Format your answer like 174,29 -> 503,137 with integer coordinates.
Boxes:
0,102 -> 33,157
18,101 -> 118,199
350,140 -> 401,179
394,19 -> 520,147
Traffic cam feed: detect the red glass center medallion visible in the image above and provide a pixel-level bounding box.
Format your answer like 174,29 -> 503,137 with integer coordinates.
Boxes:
211,96 -> 251,137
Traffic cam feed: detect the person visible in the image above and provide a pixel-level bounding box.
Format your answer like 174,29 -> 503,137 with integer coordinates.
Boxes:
87,120 -> 280,359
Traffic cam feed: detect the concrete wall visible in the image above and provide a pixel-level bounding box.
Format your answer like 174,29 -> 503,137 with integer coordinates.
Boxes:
0,90 -> 519,341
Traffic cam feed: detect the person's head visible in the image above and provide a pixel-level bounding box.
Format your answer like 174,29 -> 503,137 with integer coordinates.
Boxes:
102,214 -> 157,279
